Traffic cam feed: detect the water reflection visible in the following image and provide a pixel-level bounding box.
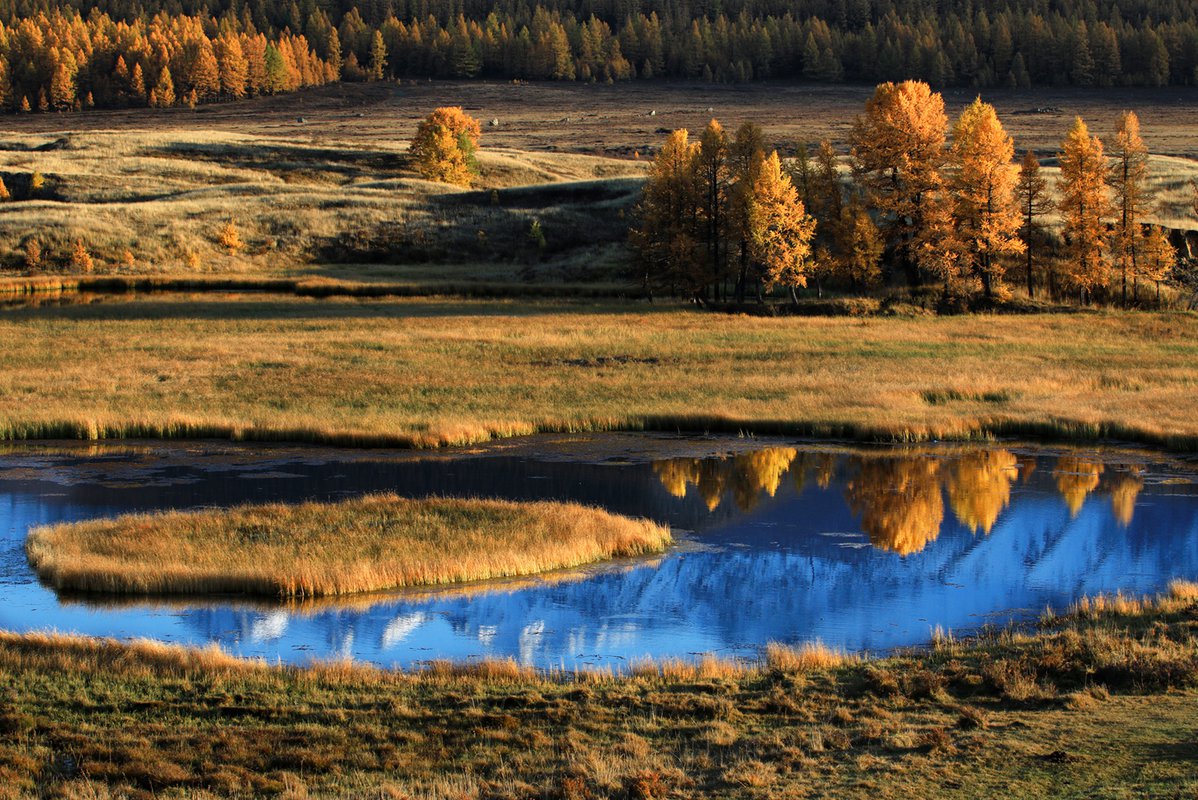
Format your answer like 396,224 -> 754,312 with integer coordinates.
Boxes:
654,446 -> 1168,556
0,436 -> 1196,668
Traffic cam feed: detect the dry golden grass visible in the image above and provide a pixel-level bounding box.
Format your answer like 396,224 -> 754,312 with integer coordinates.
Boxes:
765,641 -> 856,672
25,494 -> 671,598
0,128 -> 644,277
1,297 -> 1197,450
2,579 -> 1198,798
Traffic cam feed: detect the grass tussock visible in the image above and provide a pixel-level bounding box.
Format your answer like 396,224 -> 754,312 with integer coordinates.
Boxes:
25,494 -> 672,599
2,582 -> 1198,798
765,641 -> 856,672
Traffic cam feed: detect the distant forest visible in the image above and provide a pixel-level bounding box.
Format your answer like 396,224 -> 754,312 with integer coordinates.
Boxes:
2,0 -> 1197,112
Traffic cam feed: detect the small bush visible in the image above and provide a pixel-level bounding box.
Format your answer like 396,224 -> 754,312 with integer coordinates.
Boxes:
69,240 -> 94,274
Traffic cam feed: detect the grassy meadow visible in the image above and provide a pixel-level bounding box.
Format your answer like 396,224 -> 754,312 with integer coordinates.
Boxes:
0,128 -> 644,283
1,583 -> 1197,798
0,296 -> 1196,449
26,494 -> 671,599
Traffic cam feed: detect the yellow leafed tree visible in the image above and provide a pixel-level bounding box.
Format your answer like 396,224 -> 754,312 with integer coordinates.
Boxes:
850,80 -> 950,286
409,106 -> 482,187
744,151 -> 816,304
1058,117 -> 1111,302
630,128 -> 700,295
948,98 -> 1024,298
1110,111 -> 1151,307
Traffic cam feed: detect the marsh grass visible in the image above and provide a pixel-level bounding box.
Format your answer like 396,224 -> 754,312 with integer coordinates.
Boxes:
2,582 -> 1198,798
25,494 -> 672,598
2,297 -> 1198,451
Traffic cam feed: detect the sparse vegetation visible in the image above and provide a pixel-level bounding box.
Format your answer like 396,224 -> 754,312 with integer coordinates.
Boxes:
26,494 -> 671,598
1,582 -> 1196,797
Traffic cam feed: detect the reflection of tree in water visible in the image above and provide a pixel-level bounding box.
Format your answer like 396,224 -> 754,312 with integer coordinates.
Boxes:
1015,453 -> 1037,484
732,448 -> 798,511
652,458 -> 729,511
946,450 -> 1018,534
1054,457 -> 1104,517
656,445 -> 1139,556
1107,466 -> 1145,527
845,456 -> 945,556
652,447 -> 797,512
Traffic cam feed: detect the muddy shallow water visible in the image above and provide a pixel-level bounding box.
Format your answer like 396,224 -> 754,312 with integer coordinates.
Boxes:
1,434 -> 1196,669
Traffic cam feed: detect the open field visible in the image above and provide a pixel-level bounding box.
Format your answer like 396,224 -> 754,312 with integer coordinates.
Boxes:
1,583 -> 1196,798
2,81 -> 1197,280
0,296 -> 1197,449
25,494 -> 670,599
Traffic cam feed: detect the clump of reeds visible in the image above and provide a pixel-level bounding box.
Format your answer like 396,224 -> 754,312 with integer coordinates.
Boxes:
764,641 -> 856,673
25,494 -> 672,599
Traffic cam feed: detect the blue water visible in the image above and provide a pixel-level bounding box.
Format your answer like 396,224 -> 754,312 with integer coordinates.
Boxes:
1,435 -> 1196,669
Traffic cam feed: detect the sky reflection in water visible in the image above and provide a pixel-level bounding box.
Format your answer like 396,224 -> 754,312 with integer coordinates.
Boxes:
0,435 -> 1195,669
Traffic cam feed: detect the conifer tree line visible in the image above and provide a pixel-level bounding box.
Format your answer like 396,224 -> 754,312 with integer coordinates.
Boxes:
632,80 -> 1182,307
0,10 -> 337,111
3,0 -> 1198,112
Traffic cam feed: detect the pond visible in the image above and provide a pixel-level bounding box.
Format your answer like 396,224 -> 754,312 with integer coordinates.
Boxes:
1,434 -> 1196,670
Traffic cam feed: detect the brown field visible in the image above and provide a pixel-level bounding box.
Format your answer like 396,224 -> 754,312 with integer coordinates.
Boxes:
0,297 -> 1197,450
6,81 -> 1198,160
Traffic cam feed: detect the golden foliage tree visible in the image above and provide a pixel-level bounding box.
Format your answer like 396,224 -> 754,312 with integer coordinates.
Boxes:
694,119 -> 730,296
1138,224 -> 1175,303
70,239 -> 94,273
1015,150 -> 1053,298
409,106 -> 482,187
630,128 -> 700,295
149,66 -> 175,107
948,98 -> 1024,298
217,221 -> 243,252
1058,117 -> 1111,302
1110,111 -> 1151,307
743,151 -> 816,303
850,80 -> 949,286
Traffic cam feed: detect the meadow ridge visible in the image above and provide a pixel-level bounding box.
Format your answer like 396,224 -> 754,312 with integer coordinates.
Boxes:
0,583 -> 1196,797
26,494 -> 671,599
0,296 -> 1197,449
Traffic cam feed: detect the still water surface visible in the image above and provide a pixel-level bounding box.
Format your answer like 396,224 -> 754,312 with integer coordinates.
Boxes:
1,434 -> 1196,669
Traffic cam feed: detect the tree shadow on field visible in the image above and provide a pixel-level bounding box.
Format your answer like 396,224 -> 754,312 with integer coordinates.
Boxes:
1,295 -> 654,324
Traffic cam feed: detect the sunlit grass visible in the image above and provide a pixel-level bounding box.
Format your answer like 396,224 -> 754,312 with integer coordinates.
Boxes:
2,580 -> 1198,797
25,494 -> 672,599
1,297 -> 1197,450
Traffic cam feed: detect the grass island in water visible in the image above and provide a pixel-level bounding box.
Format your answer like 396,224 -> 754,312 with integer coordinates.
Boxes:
25,494 -> 672,599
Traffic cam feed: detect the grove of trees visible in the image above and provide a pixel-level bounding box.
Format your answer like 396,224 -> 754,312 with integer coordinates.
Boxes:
632,80 -> 1183,307
4,0 -> 1198,112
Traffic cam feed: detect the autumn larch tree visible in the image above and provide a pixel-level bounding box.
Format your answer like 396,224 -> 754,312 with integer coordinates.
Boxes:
744,150 -> 816,304
728,122 -> 767,302
1015,150 -> 1053,299
1058,117 -> 1111,303
808,140 -> 847,296
947,97 -> 1024,298
850,80 -> 949,286
694,119 -> 730,300
1109,110 -> 1151,307
409,106 -> 483,187
630,128 -> 699,297
1138,224 -> 1174,304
